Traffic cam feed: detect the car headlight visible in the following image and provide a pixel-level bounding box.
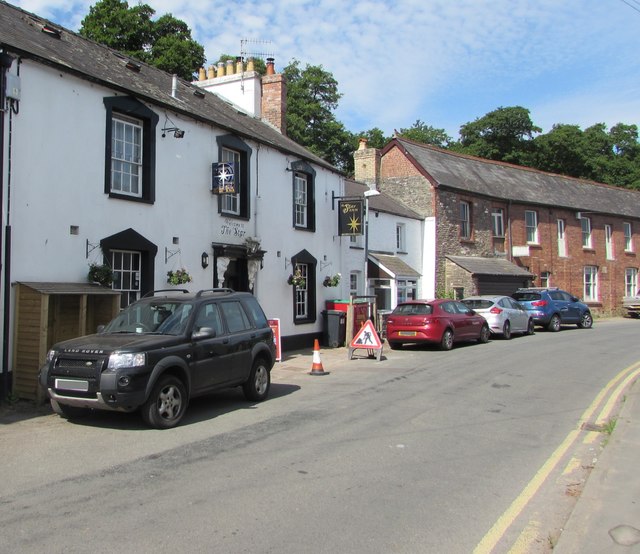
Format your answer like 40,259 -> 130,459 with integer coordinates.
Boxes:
107,352 -> 146,370
46,349 -> 57,363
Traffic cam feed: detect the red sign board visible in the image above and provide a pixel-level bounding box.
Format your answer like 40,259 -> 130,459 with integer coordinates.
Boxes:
268,318 -> 282,362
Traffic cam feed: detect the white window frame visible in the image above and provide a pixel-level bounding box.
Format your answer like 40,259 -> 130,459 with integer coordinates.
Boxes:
294,172 -> 308,227
605,224 -> 614,260
459,201 -> 471,239
221,147 -> 240,215
111,250 -> 141,309
625,268 -> 638,297
583,266 -> 598,302
111,115 -> 142,197
492,208 -> 504,238
397,279 -> 417,303
294,263 -> 309,319
557,219 -> 567,257
350,272 -> 359,296
525,210 -> 539,244
540,271 -> 550,288
581,217 -> 592,249
396,223 -> 406,252
624,222 -> 633,252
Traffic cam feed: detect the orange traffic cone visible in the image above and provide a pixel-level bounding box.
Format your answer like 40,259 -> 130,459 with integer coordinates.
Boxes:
309,339 -> 329,376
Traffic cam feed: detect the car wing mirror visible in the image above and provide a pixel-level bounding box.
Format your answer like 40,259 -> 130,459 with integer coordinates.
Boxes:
192,327 -> 217,339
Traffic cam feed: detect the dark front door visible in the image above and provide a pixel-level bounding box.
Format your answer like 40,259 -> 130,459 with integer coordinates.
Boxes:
223,259 -> 249,292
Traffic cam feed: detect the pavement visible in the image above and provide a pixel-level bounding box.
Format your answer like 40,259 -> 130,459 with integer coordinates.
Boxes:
2,341 -> 640,552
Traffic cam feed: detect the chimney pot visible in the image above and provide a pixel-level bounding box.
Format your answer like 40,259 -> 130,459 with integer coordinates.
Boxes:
358,138 -> 368,150
226,60 -> 234,75
266,57 -> 275,75
217,61 -> 225,77
247,58 -> 255,72
207,65 -> 215,79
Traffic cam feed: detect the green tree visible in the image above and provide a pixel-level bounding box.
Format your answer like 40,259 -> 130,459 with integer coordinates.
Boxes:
80,0 -> 205,80
283,59 -> 353,170
457,106 -> 541,164
398,120 -> 452,148
529,123 -> 589,177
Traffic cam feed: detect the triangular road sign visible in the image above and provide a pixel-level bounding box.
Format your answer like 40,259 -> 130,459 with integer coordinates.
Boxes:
350,320 -> 383,349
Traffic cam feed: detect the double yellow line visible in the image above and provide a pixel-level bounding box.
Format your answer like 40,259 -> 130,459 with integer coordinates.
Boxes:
474,360 -> 640,554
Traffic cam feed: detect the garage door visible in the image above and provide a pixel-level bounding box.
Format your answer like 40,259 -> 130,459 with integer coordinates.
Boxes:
477,276 -> 530,296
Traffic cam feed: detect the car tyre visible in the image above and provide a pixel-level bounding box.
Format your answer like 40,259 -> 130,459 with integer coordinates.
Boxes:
141,375 -> 188,429
578,311 -> 593,329
388,341 -> 402,350
440,328 -> 454,351
478,324 -> 490,344
526,319 -> 535,335
243,358 -> 270,402
50,398 -> 90,420
502,321 -> 512,340
547,314 -> 561,332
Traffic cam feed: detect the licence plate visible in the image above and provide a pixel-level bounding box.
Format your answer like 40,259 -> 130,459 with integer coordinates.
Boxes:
55,379 -> 89,392
398,331 -> 417,337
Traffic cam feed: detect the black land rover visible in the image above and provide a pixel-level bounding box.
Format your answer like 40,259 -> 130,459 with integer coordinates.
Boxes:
39,288 -> 276,429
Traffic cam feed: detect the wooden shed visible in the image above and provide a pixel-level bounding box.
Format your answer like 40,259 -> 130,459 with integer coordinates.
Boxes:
12,282 -> 121,401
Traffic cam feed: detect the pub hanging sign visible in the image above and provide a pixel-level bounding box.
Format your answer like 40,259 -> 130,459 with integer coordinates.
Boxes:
211,162 -> 237,194
338,199 -> 363,236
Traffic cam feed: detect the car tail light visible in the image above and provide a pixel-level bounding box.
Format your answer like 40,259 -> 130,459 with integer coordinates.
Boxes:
531,300 -> 547,307
489,307 -> 502,314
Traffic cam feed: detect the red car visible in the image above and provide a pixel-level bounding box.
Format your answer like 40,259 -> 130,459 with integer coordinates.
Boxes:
386,299 -> 490,351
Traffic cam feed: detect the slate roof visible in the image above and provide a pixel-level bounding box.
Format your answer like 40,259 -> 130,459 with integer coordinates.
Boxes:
0,0 -> 336,173
370,253 -> 420,278
345,179 -> 422,220
393,138 -> 640,219
446,256 -> 534,277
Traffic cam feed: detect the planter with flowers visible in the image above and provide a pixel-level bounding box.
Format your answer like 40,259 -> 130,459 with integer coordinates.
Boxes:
287,270 -> 306,288
323,273 -> 341,287
88,263 -> 114,287
167,268 -> 192,285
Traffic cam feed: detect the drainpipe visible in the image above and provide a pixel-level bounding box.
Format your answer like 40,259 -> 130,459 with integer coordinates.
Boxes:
0,51 -> 15,403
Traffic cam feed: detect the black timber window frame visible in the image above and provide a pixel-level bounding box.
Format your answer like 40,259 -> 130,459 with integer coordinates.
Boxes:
103,97 -> 158,204
216,134 -> 252,219
291,160 -> 316,232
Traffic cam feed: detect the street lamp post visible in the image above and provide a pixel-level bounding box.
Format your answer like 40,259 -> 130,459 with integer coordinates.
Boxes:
363,189 -> 380,296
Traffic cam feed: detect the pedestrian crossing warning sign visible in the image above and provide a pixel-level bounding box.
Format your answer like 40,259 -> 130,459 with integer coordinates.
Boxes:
348,320 -> 383,361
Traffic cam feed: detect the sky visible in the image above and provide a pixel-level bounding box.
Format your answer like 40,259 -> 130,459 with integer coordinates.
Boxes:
10,0 -> 640,140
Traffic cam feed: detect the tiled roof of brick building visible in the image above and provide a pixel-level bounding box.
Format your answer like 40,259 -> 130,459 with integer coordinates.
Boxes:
393,138 -> 640,219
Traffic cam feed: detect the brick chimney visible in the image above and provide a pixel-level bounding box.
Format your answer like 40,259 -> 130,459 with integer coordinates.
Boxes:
261,58 -> 287,135
193,57 -> 287,135
354,138 -> 381,187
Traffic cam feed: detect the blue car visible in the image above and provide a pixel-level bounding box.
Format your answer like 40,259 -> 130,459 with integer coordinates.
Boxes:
511,287 -> 593,332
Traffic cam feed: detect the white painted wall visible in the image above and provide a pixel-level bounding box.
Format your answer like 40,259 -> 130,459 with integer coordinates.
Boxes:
3,58 -> 355,360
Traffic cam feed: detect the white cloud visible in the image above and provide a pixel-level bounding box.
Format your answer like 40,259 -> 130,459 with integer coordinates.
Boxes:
12,0 -> 640,136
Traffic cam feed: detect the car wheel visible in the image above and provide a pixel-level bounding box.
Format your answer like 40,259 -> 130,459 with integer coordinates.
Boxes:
440,328 -> 454,350
547,314 -> 561,332
141,375 -> 188,429
502,321 -> 512,340
50,398 -> 90,420
478,324 -> 490,343
243,358 -> 271,402
578,311 -> 593,329
388,341 -> 402,350
526,319 -> 535,335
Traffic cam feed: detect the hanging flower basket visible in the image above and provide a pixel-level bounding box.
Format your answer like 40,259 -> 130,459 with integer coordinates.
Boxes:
323,273 -> 341,287
287,270 -> 306,288
167,268 -> 192,285
88,263 -> 114,287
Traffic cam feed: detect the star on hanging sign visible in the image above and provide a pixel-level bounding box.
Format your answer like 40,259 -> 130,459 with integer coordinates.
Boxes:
348,215 -> 361,234
213,162 -> 236,194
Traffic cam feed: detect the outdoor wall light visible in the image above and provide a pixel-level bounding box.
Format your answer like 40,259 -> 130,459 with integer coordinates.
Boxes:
161,127 -> 185,138
201,252 -> 209,269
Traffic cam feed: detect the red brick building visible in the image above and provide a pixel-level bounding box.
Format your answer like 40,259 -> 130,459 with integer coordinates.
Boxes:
354,137 -> 640,315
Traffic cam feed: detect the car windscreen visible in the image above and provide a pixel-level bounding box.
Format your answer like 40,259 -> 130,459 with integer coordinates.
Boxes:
512,292 -> 541,302
462,299 -> 493,309
393,304 -> 433,315
103,301 -> 193,335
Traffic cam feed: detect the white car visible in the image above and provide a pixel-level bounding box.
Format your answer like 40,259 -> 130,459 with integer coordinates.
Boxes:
462,295 -> 534,339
